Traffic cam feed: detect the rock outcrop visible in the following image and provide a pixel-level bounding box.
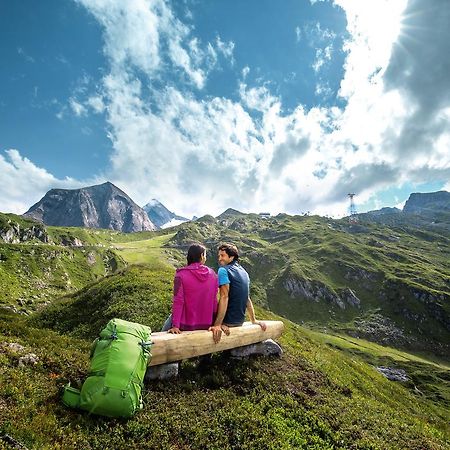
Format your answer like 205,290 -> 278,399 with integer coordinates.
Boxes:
283,275 -> 361,310
376,366 -> 409,382
0,217 -> 48,244
403,191 -> 450,214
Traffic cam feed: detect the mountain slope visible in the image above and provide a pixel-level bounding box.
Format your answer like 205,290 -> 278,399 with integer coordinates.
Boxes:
404,191 -> 450,214
0,217 -> 448,448
168,213 -> 450,356
142,199 -> 188,229
359,190 -> 450,231
0,213 -> 127,311
23,182 -> 156,232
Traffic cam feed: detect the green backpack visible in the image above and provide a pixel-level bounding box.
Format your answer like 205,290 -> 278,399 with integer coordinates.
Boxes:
62,318 -> 152,418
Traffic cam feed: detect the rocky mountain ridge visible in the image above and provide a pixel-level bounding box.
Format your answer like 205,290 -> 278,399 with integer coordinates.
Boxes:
23,182 -> 155,233
359,190 -> 450,230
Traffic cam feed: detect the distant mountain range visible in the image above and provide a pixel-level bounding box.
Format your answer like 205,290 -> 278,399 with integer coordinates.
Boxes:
357,191 -> 450,230
142,199 -> 188,229
18,181 -> 450,233
23,182 -> 156,232
2,186 -> 449,356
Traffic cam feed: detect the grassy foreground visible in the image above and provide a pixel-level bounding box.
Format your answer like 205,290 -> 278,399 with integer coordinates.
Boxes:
0,307 -> 449,450
1,265 -> 449,449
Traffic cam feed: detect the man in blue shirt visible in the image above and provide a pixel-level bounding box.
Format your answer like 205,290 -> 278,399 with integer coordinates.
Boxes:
209,243 -> 266,343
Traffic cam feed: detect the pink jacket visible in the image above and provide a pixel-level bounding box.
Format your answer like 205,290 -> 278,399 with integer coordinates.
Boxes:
171,262 -> 218,330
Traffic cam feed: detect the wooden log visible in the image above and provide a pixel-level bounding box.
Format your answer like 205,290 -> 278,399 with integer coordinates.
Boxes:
149,320 -> 284,366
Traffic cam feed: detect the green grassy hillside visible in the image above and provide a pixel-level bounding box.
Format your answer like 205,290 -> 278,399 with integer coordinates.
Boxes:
1,270 -> 449,449
1,211 -> 449,448
0,214 -> 128,312
167,213 -> 450,356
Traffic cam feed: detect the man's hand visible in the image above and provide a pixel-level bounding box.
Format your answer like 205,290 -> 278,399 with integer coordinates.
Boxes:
208,325 -> 223,343
253,321 -> 267,331
168,327 -> 181,334
221,324 -> 230,336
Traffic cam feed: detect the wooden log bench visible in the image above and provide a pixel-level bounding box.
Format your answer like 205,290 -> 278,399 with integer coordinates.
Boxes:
148,320 -> 284,366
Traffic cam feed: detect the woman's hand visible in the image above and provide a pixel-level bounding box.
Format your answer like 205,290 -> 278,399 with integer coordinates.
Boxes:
208,325 -> 223,343
168,327 -> 181,334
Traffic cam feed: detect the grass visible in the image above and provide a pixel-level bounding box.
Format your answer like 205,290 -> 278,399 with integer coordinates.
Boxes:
113,233 -> 176,266
31,265 -> 174,340
1,306 -> 449,449
0,213 -> 128,309
0,210 -> 449,448
0,242 -> 126,309
302,330 -> 449,368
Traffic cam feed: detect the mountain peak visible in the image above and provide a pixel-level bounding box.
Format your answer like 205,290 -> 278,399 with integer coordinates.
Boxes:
143,199 -> 162,208
217,208 -> 246,219
142,199 -> 188,229
23,183 -> 155,232
404,191 -> 450,213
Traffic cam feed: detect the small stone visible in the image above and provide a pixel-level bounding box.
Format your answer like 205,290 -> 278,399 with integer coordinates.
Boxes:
18,353 -> 39,367
230,339 -> 283,359
144,362 -> 179,381
87,252 -> 97,265
0,305 -> 18,314
0,433 -> 29,450
4,342 -> 25,353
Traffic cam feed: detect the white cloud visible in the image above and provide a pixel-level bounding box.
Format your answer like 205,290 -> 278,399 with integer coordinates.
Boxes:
315,81 -> 332,98
304,22 -> 336,44
0,149 -> 83,214
17,47 -> 35,63
239,83 -> 278,112
90,0 -> 450,218
215,36 -> 235,64
69,98 -> 87,116
312,45 -> 333,72
86,95 -> 105,113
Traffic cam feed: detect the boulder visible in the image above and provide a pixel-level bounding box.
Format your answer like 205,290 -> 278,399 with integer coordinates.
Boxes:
376,366 -> 408,382
144,362 -> 179,381
229,339 -> 283,359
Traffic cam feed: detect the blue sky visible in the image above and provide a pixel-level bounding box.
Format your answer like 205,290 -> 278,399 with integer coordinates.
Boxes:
0,0 -> 449,217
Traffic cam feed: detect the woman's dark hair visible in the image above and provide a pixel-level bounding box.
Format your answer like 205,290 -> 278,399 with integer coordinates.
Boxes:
218,243 -> 239,261
187,243 -> 206,265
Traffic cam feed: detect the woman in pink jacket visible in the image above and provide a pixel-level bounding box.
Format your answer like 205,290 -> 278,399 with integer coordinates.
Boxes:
161,243 -> 218,333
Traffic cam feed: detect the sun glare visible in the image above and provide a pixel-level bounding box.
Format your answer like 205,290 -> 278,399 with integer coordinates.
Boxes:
338,0 -> 408,71
361,0 -> 407,65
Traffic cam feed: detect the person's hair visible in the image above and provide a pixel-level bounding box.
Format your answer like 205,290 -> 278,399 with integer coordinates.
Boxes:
218,243 -> 239,261
187,243 -> 206,265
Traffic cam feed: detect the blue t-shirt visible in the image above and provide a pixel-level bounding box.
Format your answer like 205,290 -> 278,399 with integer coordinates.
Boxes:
218,267 -> 230,286
217,261 -> 249,325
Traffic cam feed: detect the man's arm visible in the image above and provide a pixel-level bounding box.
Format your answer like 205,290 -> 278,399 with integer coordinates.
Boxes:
246,297 -> 267,331
215,284 -> 229,326
208,284 -> 230,343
